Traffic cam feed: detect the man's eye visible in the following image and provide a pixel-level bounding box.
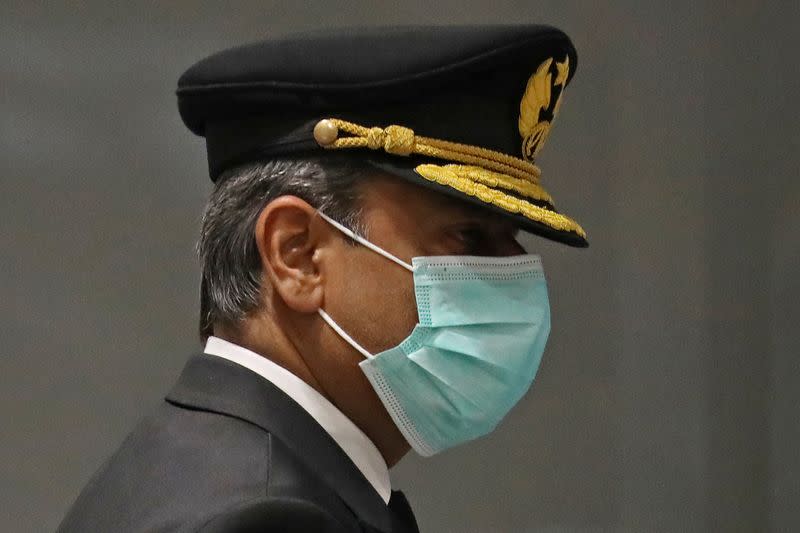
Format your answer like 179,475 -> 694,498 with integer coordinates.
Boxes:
456,228 -> 487,254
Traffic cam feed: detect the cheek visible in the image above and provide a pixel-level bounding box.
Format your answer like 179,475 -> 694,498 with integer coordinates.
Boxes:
326,247 -> 418,353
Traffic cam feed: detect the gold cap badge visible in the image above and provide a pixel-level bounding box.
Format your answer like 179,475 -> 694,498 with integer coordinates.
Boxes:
518,56 -> 570,161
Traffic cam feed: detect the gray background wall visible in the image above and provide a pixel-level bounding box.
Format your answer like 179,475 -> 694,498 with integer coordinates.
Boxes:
2,2 -> 798,532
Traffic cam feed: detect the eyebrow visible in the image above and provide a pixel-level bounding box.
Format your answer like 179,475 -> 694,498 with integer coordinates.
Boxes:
455,206 -> 519,233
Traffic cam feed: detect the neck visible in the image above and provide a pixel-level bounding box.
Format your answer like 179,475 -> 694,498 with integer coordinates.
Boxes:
213,314 -> 326,397
212,312 -> 410,467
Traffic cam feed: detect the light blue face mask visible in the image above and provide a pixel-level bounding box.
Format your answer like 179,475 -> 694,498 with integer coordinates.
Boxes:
316,212 -> 551,456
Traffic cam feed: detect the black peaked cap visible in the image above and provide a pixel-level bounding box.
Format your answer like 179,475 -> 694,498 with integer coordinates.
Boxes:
177,25 -> 588,247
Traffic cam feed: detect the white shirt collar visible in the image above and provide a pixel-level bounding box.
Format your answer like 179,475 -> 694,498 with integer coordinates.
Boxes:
203,336 -> 391,504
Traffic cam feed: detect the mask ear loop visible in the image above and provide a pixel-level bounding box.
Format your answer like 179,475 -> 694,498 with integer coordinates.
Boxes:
316,211 -> 415,272
318,308 -> 374,360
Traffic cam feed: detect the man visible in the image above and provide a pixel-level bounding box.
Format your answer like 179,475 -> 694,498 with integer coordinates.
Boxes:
57,24 -> 587,532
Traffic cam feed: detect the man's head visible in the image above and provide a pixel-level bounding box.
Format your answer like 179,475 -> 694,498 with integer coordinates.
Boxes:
182,24 -> 587,463
197,156 -> 527,463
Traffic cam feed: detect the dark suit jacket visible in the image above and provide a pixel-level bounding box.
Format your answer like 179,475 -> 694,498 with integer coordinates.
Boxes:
57,353 -> 419,533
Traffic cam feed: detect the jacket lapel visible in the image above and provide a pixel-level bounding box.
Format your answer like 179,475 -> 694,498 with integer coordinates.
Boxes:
165,353 -> 394,532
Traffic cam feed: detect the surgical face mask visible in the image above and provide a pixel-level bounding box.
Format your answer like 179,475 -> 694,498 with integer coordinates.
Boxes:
316,211 -> 551,456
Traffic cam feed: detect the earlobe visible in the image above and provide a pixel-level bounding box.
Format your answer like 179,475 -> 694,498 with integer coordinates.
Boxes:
255,197 -> 325,313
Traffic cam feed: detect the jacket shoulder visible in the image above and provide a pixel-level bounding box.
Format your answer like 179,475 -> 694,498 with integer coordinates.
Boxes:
57,400 -> 359,532
196,497 -> 353,533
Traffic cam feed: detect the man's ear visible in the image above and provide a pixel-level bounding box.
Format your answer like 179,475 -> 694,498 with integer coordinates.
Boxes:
254,196 -> 326,313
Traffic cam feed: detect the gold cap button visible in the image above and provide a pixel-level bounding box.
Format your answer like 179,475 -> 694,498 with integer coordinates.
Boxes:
313,119 -> 338,146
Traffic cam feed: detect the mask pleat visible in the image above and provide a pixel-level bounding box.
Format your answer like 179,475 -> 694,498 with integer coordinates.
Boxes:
421,324 -> 545,374
405,347 -> 513,417
416,278 -> 549,327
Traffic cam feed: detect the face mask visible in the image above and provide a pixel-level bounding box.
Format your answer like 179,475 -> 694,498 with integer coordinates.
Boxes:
316,211 -> 551,456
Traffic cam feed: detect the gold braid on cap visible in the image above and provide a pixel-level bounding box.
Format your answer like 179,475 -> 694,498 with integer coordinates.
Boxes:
314,118 -> 541,183
312,117 -> 586,239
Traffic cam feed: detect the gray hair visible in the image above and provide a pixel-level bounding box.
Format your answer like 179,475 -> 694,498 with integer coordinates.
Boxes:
196,155 -> 370,340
